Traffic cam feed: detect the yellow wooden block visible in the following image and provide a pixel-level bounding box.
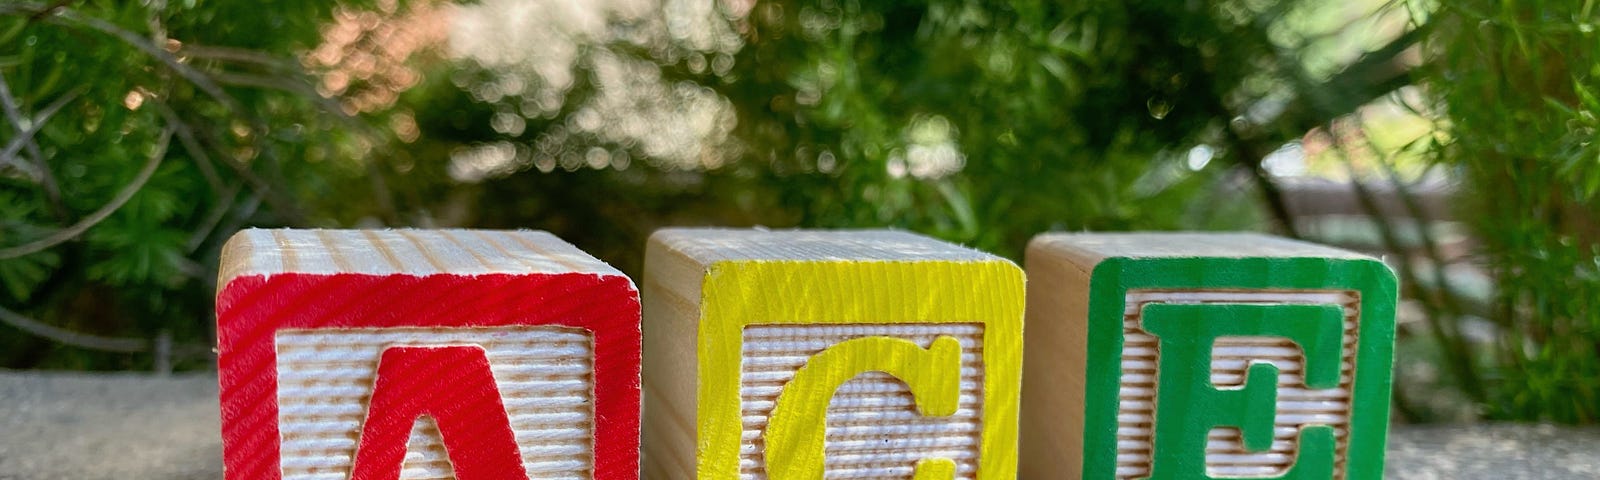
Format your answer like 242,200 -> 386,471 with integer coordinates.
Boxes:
641,229 -> 1024,480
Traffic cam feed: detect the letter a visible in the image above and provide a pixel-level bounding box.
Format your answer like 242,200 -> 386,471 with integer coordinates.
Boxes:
349,345 -> 528,479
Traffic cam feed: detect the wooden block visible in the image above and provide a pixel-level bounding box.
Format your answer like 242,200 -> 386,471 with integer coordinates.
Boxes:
640,229 -> 1024,480
1019,233 -> 1397,480
215,229 -> 640,480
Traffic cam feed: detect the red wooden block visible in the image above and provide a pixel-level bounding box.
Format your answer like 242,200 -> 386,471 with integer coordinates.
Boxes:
216,229 -> 640,480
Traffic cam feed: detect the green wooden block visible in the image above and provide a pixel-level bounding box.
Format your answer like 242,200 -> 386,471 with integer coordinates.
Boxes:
1019,233 -> 1397,480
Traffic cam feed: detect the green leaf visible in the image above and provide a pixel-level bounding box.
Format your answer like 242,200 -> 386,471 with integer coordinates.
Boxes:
0,250 -> 60,302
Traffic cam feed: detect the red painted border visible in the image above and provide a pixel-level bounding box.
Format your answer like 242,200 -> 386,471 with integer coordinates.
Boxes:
216,273 -> 641,480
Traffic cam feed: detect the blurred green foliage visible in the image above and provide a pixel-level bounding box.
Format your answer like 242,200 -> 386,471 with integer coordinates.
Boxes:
1427,0 -> 1600,423
0,0 -> 382,369
0,0 -> 1596,424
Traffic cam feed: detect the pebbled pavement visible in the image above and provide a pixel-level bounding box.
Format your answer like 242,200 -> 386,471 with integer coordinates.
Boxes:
0,370 -> 1596,479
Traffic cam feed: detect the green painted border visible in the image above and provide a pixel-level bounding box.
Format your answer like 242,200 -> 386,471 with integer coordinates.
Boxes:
1080,256 -> 1398,479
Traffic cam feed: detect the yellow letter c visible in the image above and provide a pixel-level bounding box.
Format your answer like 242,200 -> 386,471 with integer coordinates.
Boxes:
763,335 -> 963,480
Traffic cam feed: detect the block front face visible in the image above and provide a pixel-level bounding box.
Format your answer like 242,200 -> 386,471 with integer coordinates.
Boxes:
1082,257 -> 1395,480
697,260 -> 1023,480
739,323 -> 985,479
216,230 -> 640,480
274,327 -> 595,479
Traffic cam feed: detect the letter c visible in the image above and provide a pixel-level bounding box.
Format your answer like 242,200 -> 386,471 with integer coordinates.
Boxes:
763,335 -> 963,480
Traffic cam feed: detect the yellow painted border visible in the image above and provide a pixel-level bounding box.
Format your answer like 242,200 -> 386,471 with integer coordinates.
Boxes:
695,259 -> 1025,479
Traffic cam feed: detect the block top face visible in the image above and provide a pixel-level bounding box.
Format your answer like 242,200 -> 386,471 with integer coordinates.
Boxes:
1030,232 -> 1375,262
650,228 -> 1001,265
219,228 -> 623,283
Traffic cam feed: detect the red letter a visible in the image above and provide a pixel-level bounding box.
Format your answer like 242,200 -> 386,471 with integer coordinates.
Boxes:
349,345 -> 528,479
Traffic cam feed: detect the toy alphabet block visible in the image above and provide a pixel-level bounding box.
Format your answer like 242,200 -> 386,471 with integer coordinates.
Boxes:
1019,233 -> 1397,480
639,229 -> 1023,480
215,229 -> 640,480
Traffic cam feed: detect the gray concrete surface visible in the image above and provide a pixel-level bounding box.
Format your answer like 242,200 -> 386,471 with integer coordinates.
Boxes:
0,370 -> 222,479
0,370 -> 1597,479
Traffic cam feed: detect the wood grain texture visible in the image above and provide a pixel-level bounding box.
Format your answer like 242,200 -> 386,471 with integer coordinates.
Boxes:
1020,232 -> 1397,480
215,229 -> 640,480
640,229 -> 1023,480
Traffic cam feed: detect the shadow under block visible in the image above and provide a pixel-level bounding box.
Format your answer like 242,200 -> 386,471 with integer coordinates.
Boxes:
215,229 -> 640,480
640,229 -> 1024,480
1018,233 -> 1398,480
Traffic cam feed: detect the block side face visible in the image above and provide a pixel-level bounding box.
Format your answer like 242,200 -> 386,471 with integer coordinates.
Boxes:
639,238 -> 706,480
697,259 -> 1023,480
651,228 -> 1002,264
1078,256 -> 1397,480
215,272 -> 640,480
1018,247 -> 1096,480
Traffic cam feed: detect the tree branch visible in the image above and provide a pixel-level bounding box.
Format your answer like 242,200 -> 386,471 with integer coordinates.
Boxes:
210,71 -> 349,120
1331,123 -> 1489,406
31,4 -> 245,115
180,44 -> 305,72
184,110 -> 309,225
1276,28 -> 1423,131
21,0 -> 71,23
0,83 -> 81,176
186,184 -> 241,253
1222,121 -> 1303,238
0,303 -> 148,353
150,100 -> 225,194
0,79 -> 80,222
0,127 -> 172,259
